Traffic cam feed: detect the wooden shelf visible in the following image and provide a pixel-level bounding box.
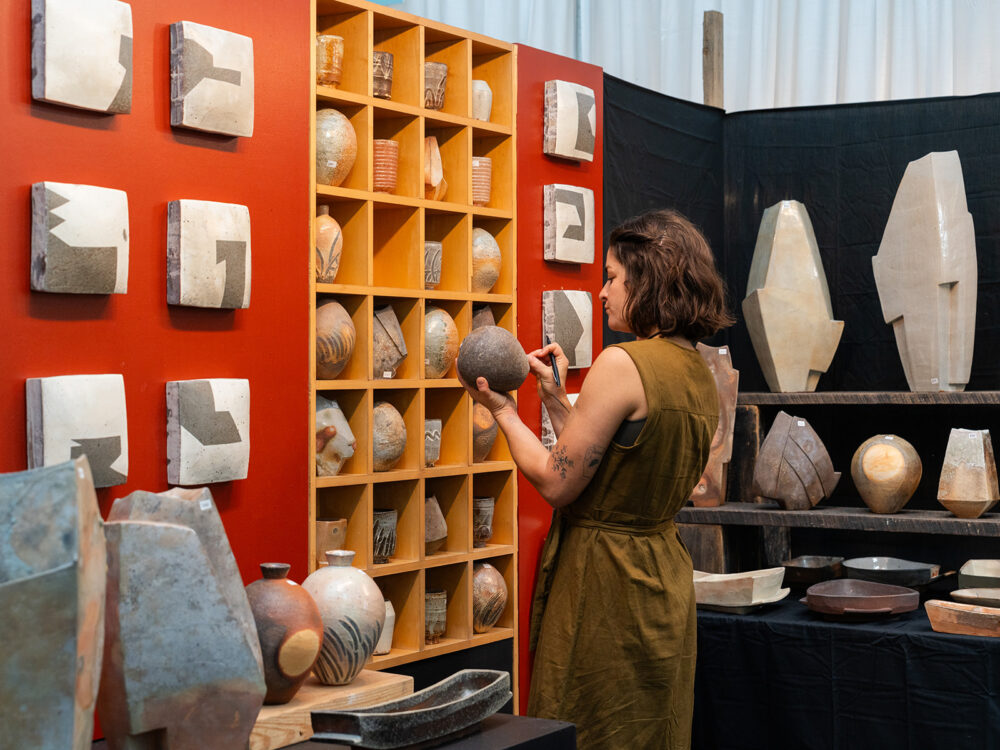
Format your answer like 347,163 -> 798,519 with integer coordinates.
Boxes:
738,391 -> 1000,406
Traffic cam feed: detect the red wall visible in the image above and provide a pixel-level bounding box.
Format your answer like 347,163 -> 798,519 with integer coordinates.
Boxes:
0,0 -> 311,586
514,44 -> 604,712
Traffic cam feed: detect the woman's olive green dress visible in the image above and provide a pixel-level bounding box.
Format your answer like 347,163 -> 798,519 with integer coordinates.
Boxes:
527,338 -> 718,749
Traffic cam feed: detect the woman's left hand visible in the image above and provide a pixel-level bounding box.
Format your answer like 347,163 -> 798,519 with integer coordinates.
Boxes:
457,370 -> 516,420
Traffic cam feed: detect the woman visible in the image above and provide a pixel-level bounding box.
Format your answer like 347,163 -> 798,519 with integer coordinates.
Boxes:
462,209 -> 733,749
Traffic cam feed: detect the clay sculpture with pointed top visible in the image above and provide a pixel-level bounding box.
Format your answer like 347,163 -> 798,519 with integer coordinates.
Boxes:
689,344 -> 738,506
937,428 -> 1000,518
752,411 -> 840,509
457,326 -> 529,392
851,435 -> 922,514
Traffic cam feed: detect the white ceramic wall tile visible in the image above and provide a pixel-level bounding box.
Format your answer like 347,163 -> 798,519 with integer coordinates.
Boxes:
167,379 -> 250,485
543,80 -> 596,162
543,184 -> 595,264
541,393 -> 579,450
542,290 -> 593,369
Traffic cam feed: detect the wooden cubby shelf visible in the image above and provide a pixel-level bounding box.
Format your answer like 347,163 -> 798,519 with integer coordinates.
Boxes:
310,0 -> 518,698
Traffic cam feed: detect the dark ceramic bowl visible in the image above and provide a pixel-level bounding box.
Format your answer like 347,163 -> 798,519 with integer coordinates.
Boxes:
781,555 -> 844,587
803,578 -> 919,618
843,556 -> 940,588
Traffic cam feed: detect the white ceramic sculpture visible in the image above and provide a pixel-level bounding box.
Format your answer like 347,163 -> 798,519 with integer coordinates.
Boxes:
937,428 -> 999,519
873,151 -> 976,392
31,182 -> 129,294
166,378 -> 250,485
373,600 -> 395,655
315,396 -> 356,476
168,199 -> 251,308
689,344 -> 739,506
742,200 -> 843,392
471,80 -> 493,121
544,184 -> 594,264
26,374 -> 128,488
542,290 -> 592,369
543,80 -> 596,162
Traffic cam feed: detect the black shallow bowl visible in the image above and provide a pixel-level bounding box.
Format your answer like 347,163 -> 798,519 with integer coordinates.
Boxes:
781,555 -> 844,587
843,556 -> 940,588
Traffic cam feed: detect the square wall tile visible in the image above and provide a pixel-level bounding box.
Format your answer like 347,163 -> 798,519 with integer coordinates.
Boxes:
542,290 -> 593,369
167,379 -> 250,485
543,184 -> 594,264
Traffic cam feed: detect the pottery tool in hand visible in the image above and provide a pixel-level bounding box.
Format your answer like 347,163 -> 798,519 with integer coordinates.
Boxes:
544,334 -> 561,387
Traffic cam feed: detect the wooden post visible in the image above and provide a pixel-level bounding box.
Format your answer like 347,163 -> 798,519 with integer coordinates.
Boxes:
702,11 -> 723,109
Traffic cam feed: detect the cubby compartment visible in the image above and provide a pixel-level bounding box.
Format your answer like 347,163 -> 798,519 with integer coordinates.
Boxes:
373,19 -> 421,107
471,218 -> 514,297
316,387 -> 370,478
422,299 -> 468,380
316,482 -> 370,568
424,125 -> 470,205
424,474 -> 471,559
472,135 -> 513,212
373,570 -> 422,661
372,479 -> 421,567
425,562 -> 471,644
372,205 -> 421,289
317,2 -> 371,97
470,301 -> 513,333
373,113 -> 421,198
424,210 -> 469,293
474,553 -> 515,632
472,470 -> 515,551
372,296 -> 421,380
424,34 -> 470,117
372,388 -> 421,472
316,293 -> 370,382
316,102 -> 371,193
471,42 -> 513,127
424,389 -> 469,468
316,198 -> 370,288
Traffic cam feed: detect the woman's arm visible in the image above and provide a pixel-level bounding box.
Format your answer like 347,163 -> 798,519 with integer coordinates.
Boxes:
526,342 -> 571,438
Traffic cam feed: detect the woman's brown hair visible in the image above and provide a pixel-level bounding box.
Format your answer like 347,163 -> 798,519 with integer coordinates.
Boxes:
608,209 -> 734,340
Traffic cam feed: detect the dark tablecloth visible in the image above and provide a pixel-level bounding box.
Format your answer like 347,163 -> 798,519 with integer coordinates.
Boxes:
693,596 -> 1000,750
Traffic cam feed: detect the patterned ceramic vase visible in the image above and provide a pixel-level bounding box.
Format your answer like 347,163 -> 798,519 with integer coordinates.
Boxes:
372,51 -> 394,99
314,518 -> 347,567
473,496 -> 495,548
424,306 -> 459,379
316,109 -> 357,187
373,600 -> 395,655
372,139 -> 399,193
424,241 -> 442,289
245,563 -> 324,704
471,228 -> 501,293
473,562 -> 508,633
425,589 -> 447,643
471,156 -> 492,206
424,62 -> 447,110
316,300 -> 356,379
373,508 -> 398,564
425,494 -> 448,555
315,205 -> 343,283
302,550 -> 385,686
424,419 -> 442,467
316,35 -> 344,87
472,403 -> 498,462
471,80 -> 493,121
373,305 -> 407,379
315,396 -> 355,476
373,401 -> 406,471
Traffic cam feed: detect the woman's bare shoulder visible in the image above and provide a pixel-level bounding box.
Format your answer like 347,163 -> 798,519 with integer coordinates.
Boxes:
578,345 -> 646,419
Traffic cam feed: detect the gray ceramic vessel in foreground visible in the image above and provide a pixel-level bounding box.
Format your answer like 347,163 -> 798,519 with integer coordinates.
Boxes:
310,669 -> 510,748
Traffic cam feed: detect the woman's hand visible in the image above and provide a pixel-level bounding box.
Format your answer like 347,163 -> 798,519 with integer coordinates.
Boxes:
457,370 -> 517,420
527,342 -> 569,402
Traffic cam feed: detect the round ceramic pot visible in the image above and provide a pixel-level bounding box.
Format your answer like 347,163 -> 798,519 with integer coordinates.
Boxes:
316,300 -> 356,379
246,563 -> 324,704
424,306 -> 459,379
372,139 -> 399,193
471,156 -> 492,206
425,495 -> 448,555
373,305 -> 407,379
473,562 -> 508,633
315,396 -> 356,476
316,109 -> 357,187
424,419 -> 442,467
473,496 -> 495,548
372,50 -> 394,99
373,600 -> 395,655
424,241 -> 443,289
472,403 -> 498,462
471,80 -> 493,121
425,589 -> 447,643
424,62 -> 448,110
316,34 -> 344,87
373,508 -> 398,564
302,550 -> 385,686
314,518 -> 347,567
372,401 -> 406,471
852,434 -> 922,514
457,325 -> 529,392
315,205 -> 343,283
471,227 -> 501,293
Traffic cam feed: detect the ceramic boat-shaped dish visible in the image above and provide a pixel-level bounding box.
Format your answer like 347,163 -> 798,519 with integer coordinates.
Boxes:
693,567 -> 785,607
925,599 -> 1000,637
843,556 -> 940,587
697,588 -> 789,614
804,578 -> 919,617
950,588 -> 1000,608
958,560 -> 1000,590
310,669 -> 510,749
781,555 -> 843,587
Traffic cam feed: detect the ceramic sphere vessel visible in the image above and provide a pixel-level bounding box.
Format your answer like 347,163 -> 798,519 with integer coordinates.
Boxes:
472,403 -> 499,462
373,401 -> 406,471
316,109 -> 357,187
315,206 -> 343,283
457,326 -> 529,392
473,562 -> 508,633
851,435 -> 922,514
245,563 -> 324,704
302,550 -> 385,686
316,301 -> 356,379
424,306 -> 459,379
471,228 -> 501,292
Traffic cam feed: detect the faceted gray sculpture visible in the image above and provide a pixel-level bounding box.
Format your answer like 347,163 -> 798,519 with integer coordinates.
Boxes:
743,200 -> 843,392
1,457 -> 105,750
873,151 -> 976,392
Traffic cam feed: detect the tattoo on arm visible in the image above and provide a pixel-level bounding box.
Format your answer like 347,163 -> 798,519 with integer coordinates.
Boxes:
582,446 -> 603,478
550,446 -> 575,479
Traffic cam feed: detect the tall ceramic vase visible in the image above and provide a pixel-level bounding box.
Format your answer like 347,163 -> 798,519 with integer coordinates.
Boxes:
302,550 -> 385,686
245,563 -> 324,704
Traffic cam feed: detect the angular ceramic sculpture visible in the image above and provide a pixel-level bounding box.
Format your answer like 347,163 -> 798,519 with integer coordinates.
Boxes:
473,562 -> 507,633
692,567 -> 785,607
316,396 -> 356,476
1,458 -> 105,750
374,305 -> 407,379
873,151 -> 976,392
26,373 -> 128,487
541,393 -> 578,450
245,563 -> 323,705
302,550 -> 385,685
473,496 -> 495,548
170,21 -> 254,137
315,34 -> 344,87
316,300 -> 356,379
373,508 -> 398,564
851,435 -> 922,514
472,304 -> 495,330
542,290 -> 593,369
373,139 -> 400,193
424,240 -> 443,289
316,109 -> 357,187
425,418 -> 442,466
168,199 -> 251,308
31,0 -> 132,113
425,495 -> 447,554
425,589 -> 447,643
372,51 -> 393,99
425,136 -> 446,201
373,600 -> 395,655
458,325 -> 529,392
99,519 -> 265,749
471,79 -> 493,122
471,156 -> 492,207
752,411 -> 840,510
937,428 -> 999,518
543,80 -> 596,162
373,401 -> 406,471
543,184 -> 595,264
425,306 -> 459,379
742,200 -> 843,392
472,403 -> 498,462
424,62 -> 447,110
31,181 -> 129,294
926,600 -> 1000,637
316,206 -> 343,283
315,518 -> 347,567
688,345 -> 738,506
471,227 -> 501,292
166,378 -> 250,485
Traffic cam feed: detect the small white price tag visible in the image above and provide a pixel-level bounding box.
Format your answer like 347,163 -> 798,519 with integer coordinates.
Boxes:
326,160 -> 337,169
383,371 -> 393,379
424,358 -> 430,365
931,378 -> 939,384
970,432 -> 979,438
797,420 -> 805,427
719,348 -> 727,355
199,499 -> 212,511
885,435 -> 894,440
77,467 -> 86,479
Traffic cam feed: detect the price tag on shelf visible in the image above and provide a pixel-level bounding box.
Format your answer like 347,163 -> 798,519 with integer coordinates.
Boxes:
797,420 -> 805,427
199,499 -> 212,511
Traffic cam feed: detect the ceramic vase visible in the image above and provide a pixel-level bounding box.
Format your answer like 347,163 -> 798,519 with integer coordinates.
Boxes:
315,396 -> 356,476
245,563 -> 323,705
373,305 -> 407,379
316,35 -> 344,87
316,300 -> 356,379
315,205 -> 343,283
938,428 -> 1000,518
425,495 -> 448,555
314,518 -> 347,567
471,80 -> 493,121
316,109 -> 357,187
472,304 -> 496,330
471,227 -> 501,293
851,435 -> 922,514
373,600 -> 395,655
425,418 -> 442,467
473,562 -> 508,633
372,51 -> 394,99
472,403 -> 498,462
424,306 -> 459,379
373,508 -> 398,564
471,156 -> 492,206
424,62 -> 447,110
424,136 -> 446,201
425,589 -> 447,643
424,241 -> 443,289
372,401 -> 406,471
473,496 -> 495,548
302,550 -> 385,686
372,139 -> 399,193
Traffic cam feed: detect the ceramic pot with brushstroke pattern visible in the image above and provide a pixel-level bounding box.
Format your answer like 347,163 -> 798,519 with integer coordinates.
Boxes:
473,562 -> 508,633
